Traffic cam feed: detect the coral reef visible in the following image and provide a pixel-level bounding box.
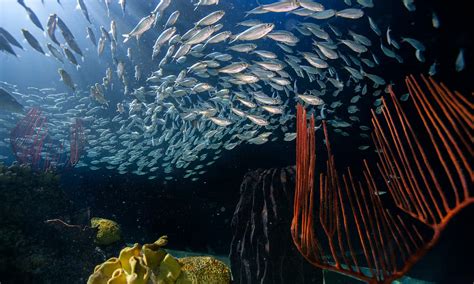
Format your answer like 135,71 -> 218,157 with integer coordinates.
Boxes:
88,236 -> 231,284
178,256 -> 231,284
229,166 -> 322,284
91,217 -> 122,246
292,76 -> 473,283
0,163 -> 104,283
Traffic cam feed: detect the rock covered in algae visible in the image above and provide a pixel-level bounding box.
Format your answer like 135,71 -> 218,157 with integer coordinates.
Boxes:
177,256 -> 230,284
87,236 -> 231,284
90,217 -> 122,245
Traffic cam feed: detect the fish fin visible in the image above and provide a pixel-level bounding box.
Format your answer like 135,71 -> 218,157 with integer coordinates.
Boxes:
122,34 -> 130,43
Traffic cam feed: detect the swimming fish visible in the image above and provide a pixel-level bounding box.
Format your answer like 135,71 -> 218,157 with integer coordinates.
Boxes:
77,0 -> 91,23
86,27 -> 97,46
119,0 -> 126,15
46,14 -> 60,46
0,34 -> 17,56
455,49 -> 465,72
18,2 -> 44,31
123,14 -> 156,43
58,68 -> 76,91
0,27 -> 23,50
0,88 -> 24,113
230,23 -> 275,43
402,0 -> 416,11
47,43 -> 64,63
432,12 -> 440,28
21,29 -> 44,54
336,8 -> 364,19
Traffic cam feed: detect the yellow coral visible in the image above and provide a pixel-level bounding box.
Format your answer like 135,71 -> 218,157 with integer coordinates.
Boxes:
88,258 -> 122,284
126,256 -> 150,284
143,244 -> 167,271
119,244 -> 142,274
91,217 -> 122,246
109,269 -> 126,284
157,254 -> 182,283
87,236 -> 231,284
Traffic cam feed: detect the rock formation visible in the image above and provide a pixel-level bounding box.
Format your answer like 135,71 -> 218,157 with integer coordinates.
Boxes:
229,167 -> 322,284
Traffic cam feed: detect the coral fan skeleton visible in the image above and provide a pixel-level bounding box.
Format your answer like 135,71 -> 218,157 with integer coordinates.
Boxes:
10,107 -> 86,171
291,75 -> 473,283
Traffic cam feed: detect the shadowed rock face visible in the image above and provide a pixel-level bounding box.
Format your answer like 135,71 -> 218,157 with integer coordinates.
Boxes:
229,166 -> 322,284
0,164 -> 104,283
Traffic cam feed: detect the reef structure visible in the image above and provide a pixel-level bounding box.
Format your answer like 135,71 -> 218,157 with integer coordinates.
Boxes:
91,217 -> 122,246
291,75 -> 473,283
229,167 -> 322,284
88,236 -> 231,284
0,163 -> 103,283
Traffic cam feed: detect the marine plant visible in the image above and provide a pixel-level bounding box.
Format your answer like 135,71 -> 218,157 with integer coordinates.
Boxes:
291,75 -> 473,283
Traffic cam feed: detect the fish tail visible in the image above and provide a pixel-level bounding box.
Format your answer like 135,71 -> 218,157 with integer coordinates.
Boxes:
122,34 -> 130,43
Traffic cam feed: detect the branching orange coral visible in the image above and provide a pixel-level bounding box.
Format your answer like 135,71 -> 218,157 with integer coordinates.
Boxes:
291,75 -> 473,283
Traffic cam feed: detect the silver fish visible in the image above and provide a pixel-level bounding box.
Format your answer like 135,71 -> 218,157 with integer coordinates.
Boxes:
0,34 -> 17,56
47,43 -> 64,63
110,20 -> 117,42
455,49 -> 465,72
298,93 -> 324,105
21,29 -> 44,54
209,117 -> 232,127
195,10 -> 225,26
218,62 -> 249,74
46,14 -> 60,46
261,1 -> 299,13
230,23 -> 274,43
0,88 -> 24,113
123,14 -> 156,43
77,0 -> 91,23
165,11 -> 180,28
403,0 -> 416,11
246,114 -> 269,126
87,27 -> 97,46
119,0 -> 126,15
0,28 -> 22,50
299,1 -> 324,12
336,8 -> 364,19
58,68 -> 75,92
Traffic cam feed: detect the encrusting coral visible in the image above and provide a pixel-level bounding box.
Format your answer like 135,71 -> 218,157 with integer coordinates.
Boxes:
87,236 -> 231,284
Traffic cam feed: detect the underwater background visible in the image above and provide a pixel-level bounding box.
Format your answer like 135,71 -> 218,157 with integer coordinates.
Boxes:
0,0 -> 473,283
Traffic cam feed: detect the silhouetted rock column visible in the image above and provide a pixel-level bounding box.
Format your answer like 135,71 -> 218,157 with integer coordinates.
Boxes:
229,166 -> 322,284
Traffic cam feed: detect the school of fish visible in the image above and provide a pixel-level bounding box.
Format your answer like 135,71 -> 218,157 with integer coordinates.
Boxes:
0,0 -> 466,181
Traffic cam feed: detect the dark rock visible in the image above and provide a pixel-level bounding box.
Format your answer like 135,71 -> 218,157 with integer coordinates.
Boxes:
229,166 -> 323,284
0,164 -> 104,283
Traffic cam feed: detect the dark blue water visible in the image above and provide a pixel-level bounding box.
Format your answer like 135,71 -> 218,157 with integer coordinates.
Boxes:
0,0 -> 472,283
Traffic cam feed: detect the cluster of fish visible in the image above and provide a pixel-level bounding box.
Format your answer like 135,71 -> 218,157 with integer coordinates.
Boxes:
0,0 -> 466,181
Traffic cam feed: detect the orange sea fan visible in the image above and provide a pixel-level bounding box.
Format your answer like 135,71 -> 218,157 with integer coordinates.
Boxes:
291,75 -> 473,283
